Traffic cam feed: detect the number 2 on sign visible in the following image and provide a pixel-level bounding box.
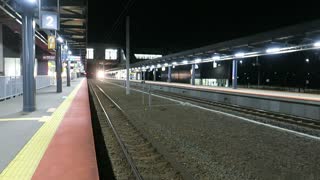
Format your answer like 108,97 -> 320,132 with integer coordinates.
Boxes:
46,16 -> 54,27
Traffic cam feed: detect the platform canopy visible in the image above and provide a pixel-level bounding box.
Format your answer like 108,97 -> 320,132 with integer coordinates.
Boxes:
132,19 -> 320,70
59,0 -> 87,64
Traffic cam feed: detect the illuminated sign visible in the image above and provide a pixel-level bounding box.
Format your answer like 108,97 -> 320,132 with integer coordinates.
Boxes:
48,35 -> 56,50
40,11 -> 59,30
134,54 -> 162,60
86,48 -> 94,59
43,55 -> 56,61
68,56 -> 81,61
105,49 -> 118,60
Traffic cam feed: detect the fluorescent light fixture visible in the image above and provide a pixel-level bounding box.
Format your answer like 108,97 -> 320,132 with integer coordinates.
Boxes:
146,66 -> 150,68
68,50 -> 72,55
266,47 -> 280,53
172,66 -> 175,69
212,56 -> 220,60
240,60 -> 243,64
27,0 -> 37,4
157,64 -> 161,68
164,63 -> 169,66
151,65 -> 155,69
195,58 -> 201,63
172,62 -> 177,65
235,52 -> 245,58
314,41 -> 320,47
162,67 -> 165,71
182,60 -> 188,64
134,54 -> 162,59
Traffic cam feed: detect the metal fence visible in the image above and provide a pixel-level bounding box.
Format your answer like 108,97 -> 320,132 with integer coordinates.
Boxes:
0,76 -> 55,100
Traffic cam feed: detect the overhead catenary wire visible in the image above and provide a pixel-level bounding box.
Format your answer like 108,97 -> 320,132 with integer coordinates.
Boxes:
106,0 -> 136,41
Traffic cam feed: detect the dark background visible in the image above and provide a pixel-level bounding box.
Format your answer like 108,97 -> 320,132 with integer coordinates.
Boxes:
88,0 -> 320,53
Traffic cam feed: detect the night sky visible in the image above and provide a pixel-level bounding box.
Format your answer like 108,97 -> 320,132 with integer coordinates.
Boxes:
88,0 -> 320,53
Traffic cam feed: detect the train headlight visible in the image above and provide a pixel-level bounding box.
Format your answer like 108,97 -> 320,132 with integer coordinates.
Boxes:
96,70 -> 104,79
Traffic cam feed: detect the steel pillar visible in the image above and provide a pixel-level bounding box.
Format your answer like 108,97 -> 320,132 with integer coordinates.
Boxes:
0,24 -> 3,74
22,12 -> 36,112
66,60 -> 70,86
168,66 -> 172,83
153,69 -> 156,81
56,44 -> 62,93
232,59 -> 238,89
191,64 -> 195,85
125,16 -> 130,95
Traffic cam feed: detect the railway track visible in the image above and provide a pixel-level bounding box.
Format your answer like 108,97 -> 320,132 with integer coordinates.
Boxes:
104,80 -> 320,130
88,81 -> 184,180
150,90 -> 320,130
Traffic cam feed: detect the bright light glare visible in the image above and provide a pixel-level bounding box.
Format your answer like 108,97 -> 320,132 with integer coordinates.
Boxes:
57,37 -> 63,43
212,56 -> 220,60
96,71 -> 104,79
182,60 -> 188,64
27,0 -> 37,3
213,61 -> 217,68
235,52 -> 245,58
172,62 -> 177,65
314,42 -> 320,47
266,47 -> 280,53
68,50 -> 72,55
195,58 -> 201,63
164,63 -> 169,66
157,64 -> 161,68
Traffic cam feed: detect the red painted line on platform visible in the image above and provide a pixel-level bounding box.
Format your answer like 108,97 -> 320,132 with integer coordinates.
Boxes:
32,79 -> 99,180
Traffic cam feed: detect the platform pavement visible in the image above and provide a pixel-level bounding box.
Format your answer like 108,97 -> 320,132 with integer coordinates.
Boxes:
0,78 -> 98,180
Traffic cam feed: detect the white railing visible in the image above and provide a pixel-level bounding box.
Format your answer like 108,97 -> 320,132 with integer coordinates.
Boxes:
0,76 -> 55,100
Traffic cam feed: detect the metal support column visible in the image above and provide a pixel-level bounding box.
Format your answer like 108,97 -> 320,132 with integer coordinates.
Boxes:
0,23 -> 3,74
167,66 -> 171,83
256,56 -> 260,88
153,69 -> 156,81
125,16 -> 130,95
56,42 -> 62,93
22,12 -> 36,112
232,59 -> 238,89
66,60 -> 70,86
191,64 -> 195,85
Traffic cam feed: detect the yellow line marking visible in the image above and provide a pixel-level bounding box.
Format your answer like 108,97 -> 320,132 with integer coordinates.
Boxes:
0,79 -> 84,180
0,118 -> 41,122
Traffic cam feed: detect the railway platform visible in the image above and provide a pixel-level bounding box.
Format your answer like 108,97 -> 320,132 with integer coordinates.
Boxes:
0,78 -> 99,180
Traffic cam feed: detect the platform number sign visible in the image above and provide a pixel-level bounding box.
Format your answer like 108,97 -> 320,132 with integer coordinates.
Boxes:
40,11 -> 59,30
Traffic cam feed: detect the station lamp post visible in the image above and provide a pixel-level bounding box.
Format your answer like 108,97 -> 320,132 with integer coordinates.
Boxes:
16,0 -> 38,112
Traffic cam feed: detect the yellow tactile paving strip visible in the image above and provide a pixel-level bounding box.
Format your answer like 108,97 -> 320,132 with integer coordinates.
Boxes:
0,80 -> 83,180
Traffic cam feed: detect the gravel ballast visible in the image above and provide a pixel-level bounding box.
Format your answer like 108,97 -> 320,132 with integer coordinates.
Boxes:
95,80 -> 320,180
